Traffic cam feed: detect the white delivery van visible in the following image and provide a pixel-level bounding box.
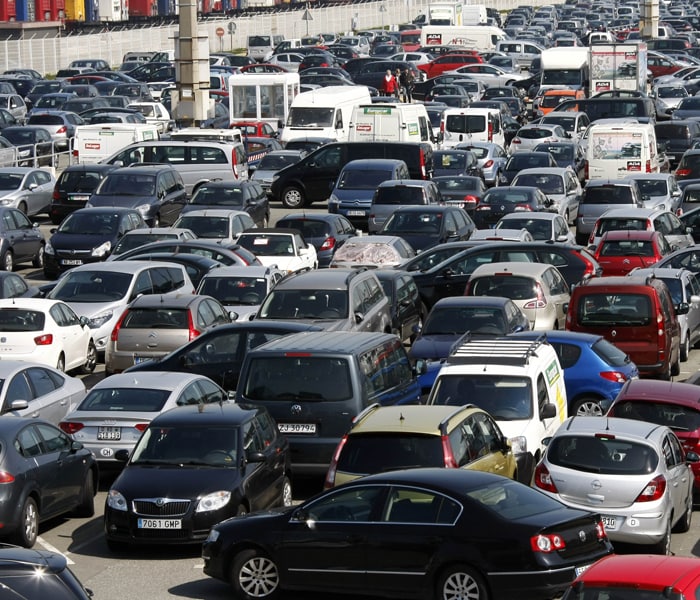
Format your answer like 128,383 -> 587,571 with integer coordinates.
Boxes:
71,123 -> 160,164
426,336 -> 567,484
347,103 -> 435,147
420,25 -> 507,51
247,34 -> 284,62
440,107 -> 505,149
585,121 -> 660,180
279,86 -> 372,145
169,127 -> 243,144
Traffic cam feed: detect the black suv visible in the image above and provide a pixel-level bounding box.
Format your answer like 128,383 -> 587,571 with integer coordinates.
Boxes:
181,179 -> 269,228
655,120 -> 700,167
49,163 -> 118,225
86,164 -> 187,227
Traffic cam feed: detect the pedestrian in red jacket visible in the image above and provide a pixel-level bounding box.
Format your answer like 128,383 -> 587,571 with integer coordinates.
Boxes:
382,69 -> 398,96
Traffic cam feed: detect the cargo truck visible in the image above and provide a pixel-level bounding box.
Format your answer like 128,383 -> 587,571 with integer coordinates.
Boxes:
72,123 -> 160,164
589,42 -> 648,95
419,25 -> 506,50
539,47 -> 590,95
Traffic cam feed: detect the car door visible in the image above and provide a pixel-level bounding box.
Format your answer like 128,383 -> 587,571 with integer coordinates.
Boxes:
29,169 -> 54,216
52,303 -> 89,372
4,209 -> 41,263
159,171 -> 187,226
662,433 -> 691,520
543,266 -> 570,326
300,144 -> 344,203
239,415 -> 283,510
687,274 -> 700,343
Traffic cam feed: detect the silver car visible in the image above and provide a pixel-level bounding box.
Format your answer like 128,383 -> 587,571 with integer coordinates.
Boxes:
0,167 -> 55,217
534,416 -> 696,554
510,167 -> 582,225
626,173 -> 682,212
652,84 -> 689,119
495,212 -> 576,244
508,123 -> 570,154
454,141 -> 508,187
58,372 -> 230,465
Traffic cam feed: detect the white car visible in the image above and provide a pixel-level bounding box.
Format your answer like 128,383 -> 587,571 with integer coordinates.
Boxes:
0,298 -> 96,373
173,209 -> 257,244
236,229 -> 318,274
126,101 -> 172,133
388,51 -> 435,67
495,212 -> 576,244
508,124 -> 570,154
267,52 -> 305,72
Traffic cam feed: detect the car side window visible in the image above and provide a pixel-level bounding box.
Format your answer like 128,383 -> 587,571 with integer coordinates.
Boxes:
306,486 -> 383,522
26,367 -> 58,398
384,487 -> 461,524
132,271 -> 154,298
242,419 -> 264,453
176,382 -> 204,406
35,423 -> 71,453
150,267 -> 175,294
195,379 -> 227,404
16,426 -> 43,457
6,373 -> 33,407
58,303 -> 80,326
12,210 -> 31,230
256,411 -> 277,446
49,304 -> 67,327
536,374 -> 549,416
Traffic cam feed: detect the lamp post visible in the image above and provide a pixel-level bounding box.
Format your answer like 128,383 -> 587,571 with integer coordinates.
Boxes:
379,3 -> 387,30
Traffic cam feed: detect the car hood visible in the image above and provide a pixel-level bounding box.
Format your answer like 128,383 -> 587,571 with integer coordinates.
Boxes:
89,195 -> 152,209
0,189 -> 21,199
387,232 -> 441,252
62,298 -> 126,320
49,231 -> 119,251
411,335 -> 461,360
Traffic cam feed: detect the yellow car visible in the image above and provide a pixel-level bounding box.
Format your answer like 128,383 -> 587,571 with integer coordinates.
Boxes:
324,404 -> 517,488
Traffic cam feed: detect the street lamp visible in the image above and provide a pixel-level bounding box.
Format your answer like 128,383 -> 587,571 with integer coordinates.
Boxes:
379,3 -> 386,30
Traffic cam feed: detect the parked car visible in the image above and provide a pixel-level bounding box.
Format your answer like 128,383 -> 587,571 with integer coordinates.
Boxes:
108,239 -> 258,268
26,111 -> 83,150
432,149 -> 482,179
379,205 -> 475,252
2,126 -> 54,167
0,272 -> 40,298
109,227 -> 196,257
496,213 -> 576,244
510,167 -> 582,225
181,180 -> 269,228
593,230 -> 673,276
473,186 -> 552,229
49,163 -> 118,225
499,151 -> 558,186
454,141 -> 508,187
508,123 -> 570,154
236,228 -> 318,273
329,235 -> 415,268
0,167 -> 54,219
173,209 -> 256,245
275,213 -> 357,268
0,206 -> 45,271
533,141 -> 586,184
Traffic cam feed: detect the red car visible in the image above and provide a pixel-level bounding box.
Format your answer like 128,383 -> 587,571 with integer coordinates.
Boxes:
230,120 -> 278,138
417,53 -> 483,78
593,230 -> 671,276
607,379 -> 700,495
562,554 -> 700,600
647,51 -> 683,79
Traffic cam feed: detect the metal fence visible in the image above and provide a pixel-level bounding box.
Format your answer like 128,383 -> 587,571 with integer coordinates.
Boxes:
0,0 -> 553,75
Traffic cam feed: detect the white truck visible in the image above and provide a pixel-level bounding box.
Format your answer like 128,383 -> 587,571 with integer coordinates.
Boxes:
589,42 -> 648,95
348,103 -> 435,147
539,47 -> 590,95
279,86 -> 372,145
420,25 -> 506,50
71,123 -> 160,164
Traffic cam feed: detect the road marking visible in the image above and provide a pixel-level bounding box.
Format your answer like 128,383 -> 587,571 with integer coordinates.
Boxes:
193,563 -> 204,569
36,536 -> 75,564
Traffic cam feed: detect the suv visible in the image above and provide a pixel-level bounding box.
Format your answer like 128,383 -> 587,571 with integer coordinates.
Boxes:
655,120 -> 700,167
367,179 -> 442,234
565,274 -> 683,379
575,179 -> 644,245
256,268 -> 391,333
324,404 -> 516,488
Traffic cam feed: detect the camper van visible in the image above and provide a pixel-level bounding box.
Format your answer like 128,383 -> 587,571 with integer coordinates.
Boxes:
72,123 -> 160,164
347,103 -> 435,147
279,86 -> 371,145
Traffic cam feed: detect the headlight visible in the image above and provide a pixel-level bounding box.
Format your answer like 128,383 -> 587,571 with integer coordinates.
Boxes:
91,241 -> 111,257
107,490 -> 128,511
45,241 -> 54,255
196,491 -> 231,513
87,310 -> 113,329
328,194 -> 339,205
205,529 -> 220,543
509,436 -> 527,454
135,203 -> 151,216
0,199 -> 11,206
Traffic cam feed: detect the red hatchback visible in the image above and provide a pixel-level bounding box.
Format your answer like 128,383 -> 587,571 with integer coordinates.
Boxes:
562,554 -> 700,600
417,53 -> 483,78
607,378 -> 700,495
593,230 -> 671,276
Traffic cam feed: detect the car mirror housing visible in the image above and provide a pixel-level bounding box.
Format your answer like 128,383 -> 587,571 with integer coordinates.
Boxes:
540,403 -> 557,420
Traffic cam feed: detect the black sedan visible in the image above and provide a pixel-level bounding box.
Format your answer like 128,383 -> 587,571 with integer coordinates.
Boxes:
182,180 -> 269,228
499,151 -> 558,186
433,175 -> 488,213
472,186 -> 552,229
125,321 -> 322,390
0,206 -> 45,272
0,418 -> 97,547
379,205 -> 475,252
104,403 -> 291,549
202,469 -> 612,600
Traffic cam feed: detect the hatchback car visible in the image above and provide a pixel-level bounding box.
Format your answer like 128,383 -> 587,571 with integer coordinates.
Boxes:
49,163 -> 118,225
499,151 -> 558,185
275,213 -> 357,267
593,230 -> 672,276
533,141 -> 586,184
104,402 -> 291,548
202,469 -> 612,600
59,372 -> 230,466
26,111 -> 83,150
432,175 -> 487,213
626,173 -> 682,212
0,206 -> 45,272
379,205 -> 475,252
510,167 -> 582,225
453,141 -> 508,187
181,180 -> 269,228
236,228 -> 318,274
472,186 -> 552,229
508,123 -> 570,154
534,416 -> 696,554
0,167 -> 54,217
496,213 -> 576,244
325,404 -> 516,488
432,149 -> 482,179
173,209 -> 256,245
109,227 -> 196,258
588,208 -> 692,251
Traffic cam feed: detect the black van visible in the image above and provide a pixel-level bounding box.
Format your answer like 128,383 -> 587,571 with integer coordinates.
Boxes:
270,141 -> 435,208
235,331 -> 422,475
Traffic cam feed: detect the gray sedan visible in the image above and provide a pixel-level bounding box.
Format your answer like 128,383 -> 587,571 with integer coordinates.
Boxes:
0,167 -> 55,217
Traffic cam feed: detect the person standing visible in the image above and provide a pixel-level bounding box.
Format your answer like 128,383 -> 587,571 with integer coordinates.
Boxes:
403,68 -> 415,102
382,69 -> 398,97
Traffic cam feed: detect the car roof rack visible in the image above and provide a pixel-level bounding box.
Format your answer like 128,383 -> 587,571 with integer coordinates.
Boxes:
447,335 -> 549,367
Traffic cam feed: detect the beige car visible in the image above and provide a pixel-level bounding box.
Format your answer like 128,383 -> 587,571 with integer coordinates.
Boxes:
465,261 -> 570,330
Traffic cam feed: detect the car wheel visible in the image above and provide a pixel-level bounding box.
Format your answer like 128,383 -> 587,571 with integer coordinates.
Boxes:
80,340 -> 97,374
571,396 -> 603,416
671,353 -> 681,377
231,549 -> 280,600
18,201 -> 27,215
56,353 -> 65,373
13,497 -> 38,548
1,250 -> 13,272
674,494 -> 693,533
653,518 -> 672,555
681,334 -> 690,362
575,232 -> 588,246
437,564 -> 488,600
32,244 -> 44,268
280,476 -> 293,507
281,186 -> 305,209
75,470 -> 95,518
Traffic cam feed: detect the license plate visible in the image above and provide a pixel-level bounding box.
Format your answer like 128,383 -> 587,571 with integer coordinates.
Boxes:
60,259 -> 83,266
575,564 -> 591,577
137,519 -> 181,529
278,423 -> 316,434
97,426 -> 121,441
133,355 -> 148,364
347,210 -> 366,216
601,515 -> 618,530
68,194 -> 90,202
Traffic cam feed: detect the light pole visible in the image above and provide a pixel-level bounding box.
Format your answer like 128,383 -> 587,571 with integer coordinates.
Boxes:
379,3 -> 387,30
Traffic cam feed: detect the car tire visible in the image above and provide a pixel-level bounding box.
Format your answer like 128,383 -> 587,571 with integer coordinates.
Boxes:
231,549 -> 281,600
281,186 -> 305,209
681,333 -> 690,362
437,564 -> 489,600
32,244 -> 44,268
56,353 -> 65,373
674,494 -> 693,534
280,476 -> 293,507
75,470 -> 95,518
80,340 -> 97,374
653,518 -> 672,555
14,497 -> 38,548
1,250 -> 13,272
575,232 -> 588,246
571,396 -> 604,417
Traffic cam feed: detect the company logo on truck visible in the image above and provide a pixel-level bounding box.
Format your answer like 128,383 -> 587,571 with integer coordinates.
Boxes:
426,33 -> 443,44
85,143 -> 101,149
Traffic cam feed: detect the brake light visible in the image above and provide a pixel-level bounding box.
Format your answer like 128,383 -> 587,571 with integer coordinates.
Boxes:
441,434 -> 458,468
56,126 -> 67,134
231,147 -> 239,179
483,159 -> 494,169
677,168 -> 691,177
34,334 -> 52,346
324,435 -> 348,489
514,203 -> 532,211
645,160 -> 651,173
599,371 -> 629,383
577,251 -> 597,277
52,188 -> 60,200
420,149 -> 427,178
134,423 -> 149,432
0,471 -> 15,484
512,138 -> 521,144
319,236 -> 337,251
60,422 -> 84,435
530,533 -> 566,553
523,283 -> 547,309
488,120 -> 493,142
584,160 -> 589,180
635,474 -> 666,502
187,310 -> 201,341
110,309 -> 128,342
534,463 -> 558,493
463,194 -> 479,206
596,519 -> 606,539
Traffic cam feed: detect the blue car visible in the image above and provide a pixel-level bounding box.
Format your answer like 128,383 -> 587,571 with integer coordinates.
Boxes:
510,330 -> 639,416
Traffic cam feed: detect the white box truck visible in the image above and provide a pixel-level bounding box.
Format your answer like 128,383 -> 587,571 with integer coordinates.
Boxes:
72,123 -> 160,164
420,25 -> 506,50
348,103 -> 435,147
540,47 -> 590,94
279,86 -> 372,145
589,42 -> 648,95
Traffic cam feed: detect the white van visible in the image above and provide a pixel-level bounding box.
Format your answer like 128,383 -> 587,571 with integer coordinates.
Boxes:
439,107 -> 505,149
585,121 -> 660,180
169,127 -> 243,144
280,86 -> 372,145
247,34 -> 284,62
71,123 -> 160,164
426,336 -> 567,484
347,102 -> 435,147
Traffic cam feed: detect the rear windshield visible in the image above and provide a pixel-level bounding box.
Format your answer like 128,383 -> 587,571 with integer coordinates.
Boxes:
78,388 -> 172,412
583,186 -> 634,204
56,170 -> 105,193
512,173 -> 563,193
547,435 -> 658,475
242,356 -> 353,401
517,128 -> 553,139
612,400 -> 700,432
436,153 -> 467,169
338,434 -> 443,474
0,309 -> 45,332
540,95 -> 572,108
176,216 -> 230,239
566,587 -> 673,600
248,36 -> 272,46
191,187 -> 244,208
374,186 -> 426,205
506,154 -> 551,169
424,306 -> 506,336
259,289 -> 348,319
598,239 -> 655,257
445,114 -> 485,134
597,218 -> 646,235
576,292 -> 652,326
28,115 -> 64,125
631,179 -> 668,196
122,308 -> 188,329
198,276 -> 267,306
470,275 -> 537,300
656,123 -> 690,139
592,338 -> 630,367
338,168 -> 396,189
276,219 -> 329,238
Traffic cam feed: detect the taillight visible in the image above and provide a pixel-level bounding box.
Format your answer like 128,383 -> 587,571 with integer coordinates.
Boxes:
483,159 -> 494,169
319,236 -> 336,251
463,194 -> 479,206
512,138 -> 521,144
188,310 -> 201,341
530,533 -> 566,553
324,435 -> 348,489
52,188 -> 60,200
514,203 -> 532,211
441,434 -> 458,468
56,125 -> 67,134
0,471 -> 15,484
635,474 -> 666,502
110,309 -> 128,342
420,149 -> 427,178
523,283 -> 547,309
677,168 -> 691,177
584,160 -> 589,180
596,519 -> 606,539
60,422 -> 84,435
487,120 -> 493,141
645,160 -> 651,173
34,334 -> 52,346
599,371 -> 629,383
534,463 -> 558,493
645,219 -> 653,230
134,423 -> 149,432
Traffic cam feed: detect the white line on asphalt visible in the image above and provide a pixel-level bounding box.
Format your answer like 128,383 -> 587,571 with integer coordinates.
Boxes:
193,563 -> 204,569
36,536 -> 75,564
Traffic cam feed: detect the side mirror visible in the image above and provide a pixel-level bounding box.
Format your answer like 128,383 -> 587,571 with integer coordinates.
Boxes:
541,436 -> 552,447
413,359 -> 428,375
686,450 -> 700,463
354,312 -> 364,324
114,449 -> 130,462
676,302 -> 690,316
79,316 -> 89,328
540,403 -> 557,419
8,399 -> 29,412
246,450 -> 265,463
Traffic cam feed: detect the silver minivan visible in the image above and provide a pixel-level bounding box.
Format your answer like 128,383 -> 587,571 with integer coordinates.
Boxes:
495,40 -> 544,70
368,179 -> 442,233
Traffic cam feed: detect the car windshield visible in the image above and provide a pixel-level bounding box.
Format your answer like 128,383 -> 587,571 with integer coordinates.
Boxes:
0,173 -> 22,191
498,218 -> 552,240
259,289 -> 348,319
130,426 -> 239,467
513,174 -> 564,193
50,270 -> 132,302
287,107 -> 335,127
112,233 -> 180,254
430,374 -> 533,420
97,173 -> 155,196
191,187 -> 245,207
257,154 -> 299,170
577,293 -> 652,326
58,211 -> 120,235
241,356 -> 353,401
78,387 -> 172,412
0,309 -> 45,331
547,435 -> 659,475
198,276 -> 267,306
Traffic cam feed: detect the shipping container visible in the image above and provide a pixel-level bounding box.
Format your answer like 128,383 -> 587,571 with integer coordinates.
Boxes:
64,0 -> 84,19
199,0 -> 210,14
35,0 -> 52,20
129,0 -> 156,17
98,0 -> 127,21
54,0 -> 66,20
157,0 -> 176,16
0,0 -> 17,20
15,0 -> 30,20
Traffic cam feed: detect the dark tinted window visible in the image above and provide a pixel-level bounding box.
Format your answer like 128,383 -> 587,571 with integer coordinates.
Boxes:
547,435 -> 658,475
337,433 -> 443,473
78,388 -> 171,411
577,292 -> 652,325
612,400 -> 700,431
122,308 -> 188,329
374,186 -> 426,205
591,338 -> 630,367
583,185 -> 634,204
0,309 -> 45,331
